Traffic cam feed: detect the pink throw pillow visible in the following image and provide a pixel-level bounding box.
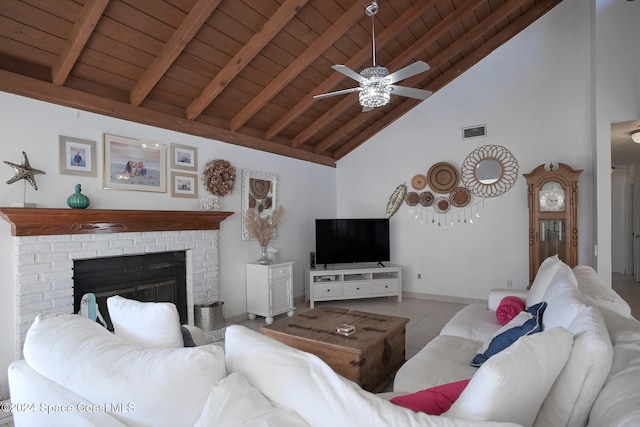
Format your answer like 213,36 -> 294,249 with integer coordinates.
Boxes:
390,379 -> 471,415
496,296 -> 525,325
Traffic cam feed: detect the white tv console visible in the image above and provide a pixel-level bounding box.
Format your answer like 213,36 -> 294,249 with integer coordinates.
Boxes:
304,263 -> 402,308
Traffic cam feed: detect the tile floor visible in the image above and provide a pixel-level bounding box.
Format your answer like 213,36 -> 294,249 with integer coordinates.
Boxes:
238,272 -> 640,362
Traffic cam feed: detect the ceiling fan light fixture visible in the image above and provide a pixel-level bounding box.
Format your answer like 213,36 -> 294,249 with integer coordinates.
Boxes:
359,85 -> 391,108
631,128 -> 640,143
359,66 -> 391,108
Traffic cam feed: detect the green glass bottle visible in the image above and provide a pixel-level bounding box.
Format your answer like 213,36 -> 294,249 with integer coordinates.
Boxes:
67,184 -> 90,209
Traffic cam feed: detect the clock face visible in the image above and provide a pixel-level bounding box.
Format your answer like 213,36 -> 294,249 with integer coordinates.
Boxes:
539,181 -> 565,211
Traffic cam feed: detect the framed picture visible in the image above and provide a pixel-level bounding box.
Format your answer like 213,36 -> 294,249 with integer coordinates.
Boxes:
103,134 -> 167,192
241,169 -> 278,240
170,143 -> 197,170
59,135 -> 97,176
171,171 -> 198,198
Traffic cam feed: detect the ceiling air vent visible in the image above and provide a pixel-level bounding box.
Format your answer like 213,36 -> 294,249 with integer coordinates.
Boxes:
462,125 -> 487,140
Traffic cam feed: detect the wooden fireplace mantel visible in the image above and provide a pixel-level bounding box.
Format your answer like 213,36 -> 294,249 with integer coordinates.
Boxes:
0,208 -> 234,236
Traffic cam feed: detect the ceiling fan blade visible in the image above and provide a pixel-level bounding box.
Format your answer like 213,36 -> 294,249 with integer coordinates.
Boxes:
386,61 -> 430,84
313,87 -> 361,99
332,64 -> 367,84
389,85 -> 432,100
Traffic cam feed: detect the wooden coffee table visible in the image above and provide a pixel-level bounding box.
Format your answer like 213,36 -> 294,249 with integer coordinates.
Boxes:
261,306 -> 409,392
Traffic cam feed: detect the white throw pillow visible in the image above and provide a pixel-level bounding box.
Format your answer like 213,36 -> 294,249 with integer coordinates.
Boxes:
194,372 -> 310,427
224,325 -> 516,427
107,295 -> 184,348
534,307 -> 613,427
526,255 -> 562,307
573,265 -> 632,317
444,327 -> 573,427
24,313 -> 226,427
540,276 -> 586,330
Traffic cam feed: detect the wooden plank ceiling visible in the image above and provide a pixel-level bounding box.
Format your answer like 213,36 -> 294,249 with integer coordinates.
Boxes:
0,0 -> 563,167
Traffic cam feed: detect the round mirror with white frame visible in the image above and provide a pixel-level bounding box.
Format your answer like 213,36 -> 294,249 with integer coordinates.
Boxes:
461,145 -> 518,198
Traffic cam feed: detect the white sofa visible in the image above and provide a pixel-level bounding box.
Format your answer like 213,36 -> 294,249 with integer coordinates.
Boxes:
394,256 -> 640,427
8,299 -> 519,427
8,259 -> 640,426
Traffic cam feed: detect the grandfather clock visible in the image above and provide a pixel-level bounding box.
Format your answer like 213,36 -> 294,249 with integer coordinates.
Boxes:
524,163 -> 582,286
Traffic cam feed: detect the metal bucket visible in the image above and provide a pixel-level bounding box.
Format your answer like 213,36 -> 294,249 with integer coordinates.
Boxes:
194,301 -> 225,331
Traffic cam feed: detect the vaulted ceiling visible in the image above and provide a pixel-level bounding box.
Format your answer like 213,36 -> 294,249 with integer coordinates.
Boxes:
0,0 -> 562,167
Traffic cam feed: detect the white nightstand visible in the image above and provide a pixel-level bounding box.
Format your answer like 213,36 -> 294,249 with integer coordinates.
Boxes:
245,261 -> 295,324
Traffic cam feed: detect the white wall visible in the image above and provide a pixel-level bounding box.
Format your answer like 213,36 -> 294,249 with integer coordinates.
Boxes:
595,0 -> 640,278
337,0 -> 595,300
0,92 -> 337,395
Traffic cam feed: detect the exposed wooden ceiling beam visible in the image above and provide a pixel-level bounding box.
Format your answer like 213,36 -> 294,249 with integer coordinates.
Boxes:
129,0 -> 221,106
186,0 -> 310,121
310,0 -> 483,153
228,1 -> 365,132
332,0 -> 550,160
51,0 -> 109,85
0,69 -> 335,167
265,0 -> 438,142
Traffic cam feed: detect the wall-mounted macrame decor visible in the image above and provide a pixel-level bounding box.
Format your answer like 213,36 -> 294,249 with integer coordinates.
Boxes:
241,169 -> 278,241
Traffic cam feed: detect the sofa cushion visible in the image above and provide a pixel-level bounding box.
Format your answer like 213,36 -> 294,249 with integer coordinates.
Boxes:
573,265 -> 632,317
225,325 -> 519,427
599,305 -> 640,345
471,301 -> 546,367
23,313 -> 226,427
439,303 -> 503,342
540,272 -> 585,330
587,341 -> 640,427
107,295 -> 184,348
587,308 -> 640,427
393,335 -> 481,393
8,360 -> 129,427
534,307 -> 613,427
194,372 -> 309,427
526,255 -> 562,307
444,327 -> 573,427
390,379 -> 470,415
495,296 -> 525,325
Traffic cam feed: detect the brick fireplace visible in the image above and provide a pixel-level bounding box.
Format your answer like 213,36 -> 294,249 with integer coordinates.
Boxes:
0,208 -> 233,358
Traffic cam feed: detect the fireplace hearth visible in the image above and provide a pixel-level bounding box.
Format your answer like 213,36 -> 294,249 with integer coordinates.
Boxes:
73,251 -> 187,330
0,208 -> 233,357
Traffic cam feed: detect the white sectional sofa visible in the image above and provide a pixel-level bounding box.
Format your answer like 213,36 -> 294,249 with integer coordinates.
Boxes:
8,301 -> 519,427
7,257 -> 640,426
394,256 -> 640,427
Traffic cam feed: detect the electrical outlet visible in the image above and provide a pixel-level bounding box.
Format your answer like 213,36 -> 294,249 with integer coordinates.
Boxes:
507,279 -> 513,288
417,274 -> 422,279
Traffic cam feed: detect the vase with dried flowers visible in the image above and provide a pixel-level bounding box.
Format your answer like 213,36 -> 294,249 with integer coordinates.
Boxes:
244,205 -> 285,264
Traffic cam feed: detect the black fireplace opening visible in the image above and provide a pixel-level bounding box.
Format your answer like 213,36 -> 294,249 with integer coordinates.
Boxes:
73,251 -> 187,330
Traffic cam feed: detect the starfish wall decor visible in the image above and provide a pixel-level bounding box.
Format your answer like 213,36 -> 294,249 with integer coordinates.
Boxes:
4,151 -> 45,190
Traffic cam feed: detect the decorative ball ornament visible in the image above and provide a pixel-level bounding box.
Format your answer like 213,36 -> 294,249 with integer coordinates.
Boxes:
3,151 -> 45,190
202,159 -> 236,196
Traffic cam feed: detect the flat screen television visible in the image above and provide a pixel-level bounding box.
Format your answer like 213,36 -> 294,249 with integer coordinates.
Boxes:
315,218 -> 390,266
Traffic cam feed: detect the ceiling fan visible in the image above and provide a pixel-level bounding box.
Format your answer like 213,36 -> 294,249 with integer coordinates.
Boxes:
313,1 -> 432,112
